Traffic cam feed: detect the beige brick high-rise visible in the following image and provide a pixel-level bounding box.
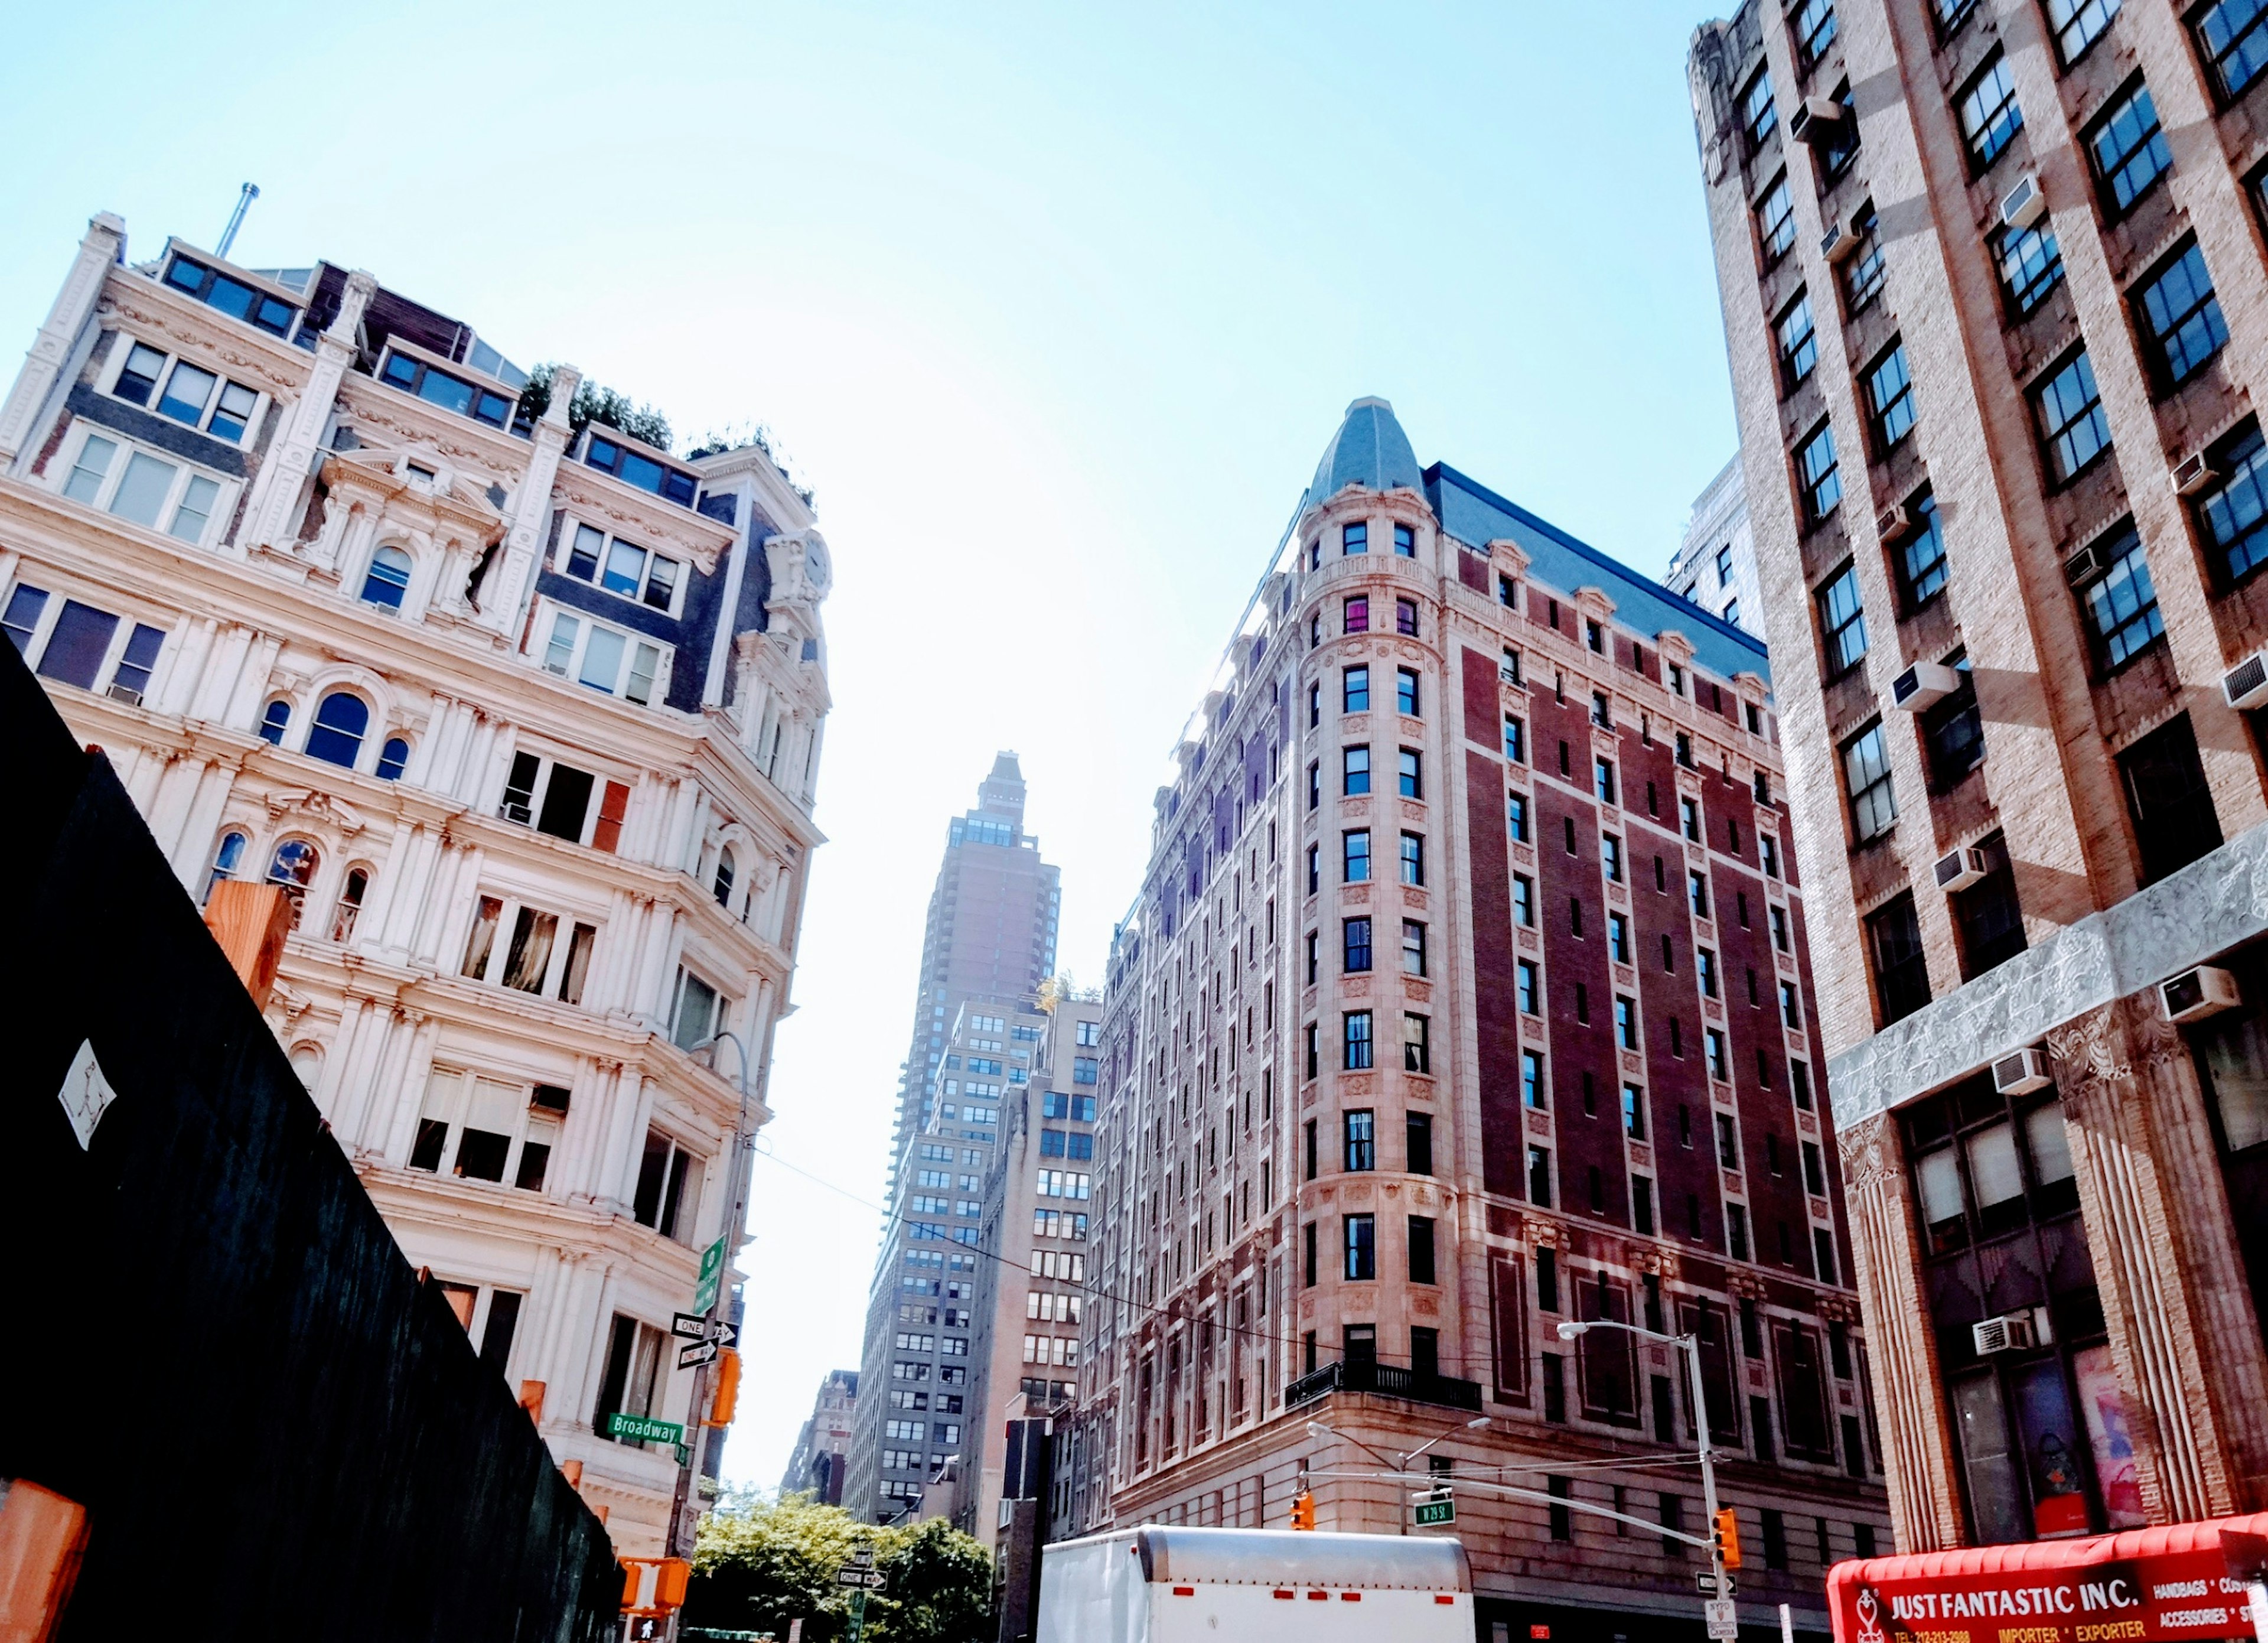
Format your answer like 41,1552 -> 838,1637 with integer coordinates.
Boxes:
1689,0 -> 2268,1554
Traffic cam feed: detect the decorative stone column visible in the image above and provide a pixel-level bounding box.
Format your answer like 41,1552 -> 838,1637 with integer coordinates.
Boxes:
0,212 -> 123,467
245,270 -> 375,553
475,364 -> 577,635
2046,995 -> 2268,1521
1839,1111 -> 1967,1550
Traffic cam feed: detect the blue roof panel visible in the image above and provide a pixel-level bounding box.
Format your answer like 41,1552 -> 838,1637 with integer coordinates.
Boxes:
1423,461 -> 1770,687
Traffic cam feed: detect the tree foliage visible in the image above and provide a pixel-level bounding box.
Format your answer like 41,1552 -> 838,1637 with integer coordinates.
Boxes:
516,362 -> 673,453
683,1491 -> 993,1643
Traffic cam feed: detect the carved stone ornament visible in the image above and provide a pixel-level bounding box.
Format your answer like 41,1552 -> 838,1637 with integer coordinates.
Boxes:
263,787 -> 369,835
104,296 -> 305,393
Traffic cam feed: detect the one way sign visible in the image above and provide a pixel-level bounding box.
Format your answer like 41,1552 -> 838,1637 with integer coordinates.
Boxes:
679,1339 -> 721,1370
672,1313 -> 738,1346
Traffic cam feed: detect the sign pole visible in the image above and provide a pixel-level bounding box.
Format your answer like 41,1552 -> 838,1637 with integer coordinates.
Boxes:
846,1588 -> 868,1643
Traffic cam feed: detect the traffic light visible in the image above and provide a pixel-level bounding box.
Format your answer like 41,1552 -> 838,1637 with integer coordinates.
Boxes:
1291,1492 -> 1317,1531
1712,1508 -> 1742,1570
706,1348 -> 742,1427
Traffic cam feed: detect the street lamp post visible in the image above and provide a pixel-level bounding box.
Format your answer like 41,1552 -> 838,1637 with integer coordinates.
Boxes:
1305,1415 -> 1491,1533
1557,1319 -> 1728,1610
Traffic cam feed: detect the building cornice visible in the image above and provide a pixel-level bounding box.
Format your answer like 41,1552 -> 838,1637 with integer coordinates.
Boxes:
1827,815 -> 2268,1128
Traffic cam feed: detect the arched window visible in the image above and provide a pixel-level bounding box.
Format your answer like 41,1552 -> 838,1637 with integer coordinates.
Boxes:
267,839 -> 320,928
361,545 -> 412,610
330,866 -> 370,942
376,737 -> 410,782
259,700 -> 291,746
306,690 -> 369,768
713,847 -> 735,908
204,829 -> 247,904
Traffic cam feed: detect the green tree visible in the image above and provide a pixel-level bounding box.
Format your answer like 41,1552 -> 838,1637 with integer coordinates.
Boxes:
683,1492 -> 993,1643
514,363 -> 673,452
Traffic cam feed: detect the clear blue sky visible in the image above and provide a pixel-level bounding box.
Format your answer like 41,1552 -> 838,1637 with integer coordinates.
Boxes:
1,1 -> 1741,1489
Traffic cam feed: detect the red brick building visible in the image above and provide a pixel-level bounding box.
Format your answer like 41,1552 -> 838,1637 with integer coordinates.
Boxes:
1070,398 -> 1889,1639
1688,0 -> 2268,1556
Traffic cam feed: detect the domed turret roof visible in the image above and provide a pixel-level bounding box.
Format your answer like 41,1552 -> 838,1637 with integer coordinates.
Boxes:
1308,396 -> 1424,503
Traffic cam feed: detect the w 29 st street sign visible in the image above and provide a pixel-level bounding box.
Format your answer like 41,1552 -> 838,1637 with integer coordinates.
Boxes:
1412,1496 -> 1456,1527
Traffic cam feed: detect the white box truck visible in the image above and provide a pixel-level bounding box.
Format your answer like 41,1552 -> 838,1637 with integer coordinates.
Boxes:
1035,1525 -> 1473,1643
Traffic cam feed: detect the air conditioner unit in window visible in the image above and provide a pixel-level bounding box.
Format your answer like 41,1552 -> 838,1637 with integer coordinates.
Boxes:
1823,213 -> 1864,262
2174,452 -> 2218,496
1876,502 -> 1912,543
2162,965 -> 2241,1024
1894,661 -> 1963,712
1934,846 -> 1988,893
2062,538 -> 2110,591
1992,1047 -> 2052,1095
1791,96 -> 1849,147
1999,174 -> 2046,230
2225,652 -> 2268,711
1972,1312 -> 2039,1356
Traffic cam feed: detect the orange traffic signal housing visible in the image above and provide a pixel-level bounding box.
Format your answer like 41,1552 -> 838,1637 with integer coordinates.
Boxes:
621,1557 -> 692,1615
1713,1508 -> 1742,1570
706,1348 -> 742,1427
1291,1492 -> 1317,1531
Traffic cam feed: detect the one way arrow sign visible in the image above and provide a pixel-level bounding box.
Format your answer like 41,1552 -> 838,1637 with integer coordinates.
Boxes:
679,1339 -> 721,1370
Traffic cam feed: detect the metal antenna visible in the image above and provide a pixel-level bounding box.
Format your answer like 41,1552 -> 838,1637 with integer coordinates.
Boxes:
216,183 -> 260,259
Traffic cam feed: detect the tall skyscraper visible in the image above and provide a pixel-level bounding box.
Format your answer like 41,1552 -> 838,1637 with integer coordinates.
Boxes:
0,214 -> 831,1555
780,1370 -> 861,1505
1688,0 -> 2268,1552
843,758 -> 1063,1520
1071,397 -> 1888,1638
1667,456 -> 1766,639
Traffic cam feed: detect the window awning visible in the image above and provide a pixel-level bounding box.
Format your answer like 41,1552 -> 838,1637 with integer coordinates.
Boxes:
1829,1513 -> 2268,1643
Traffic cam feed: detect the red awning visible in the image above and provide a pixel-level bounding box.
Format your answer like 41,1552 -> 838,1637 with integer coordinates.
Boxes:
1827,1513 -> 2268,1643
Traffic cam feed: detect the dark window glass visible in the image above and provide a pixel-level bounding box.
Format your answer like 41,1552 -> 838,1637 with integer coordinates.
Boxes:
1954,834 -> 2027,979
1867,343 -> 1917,449
1818,564 -> 1867,674
32,600 -> 118,691
1342,916 -> 1372,973
1742,67 -> 1777,149
2077,524 -> 2165,670
1798,422 -> 1842,523
305,690 -> 369,769
1997,222 -> 2064,314
2197,0 -> 2268,99
1960,56 -> 2023,170
2119,715 -> 2221,883
1921,655 -> 1984,788
1845,201 -> 1887,310
1900,490 -> 1949,607
2088,81 -> 2169,212
1777,292 -> 1817,390
1758,175 -> 1796,262
1794,0 -> 1838,66
2034,353 -> 2110,484
2201,427 -> 2268,581
1843,723 -> 1896,842
1868,893 -> 1930,1023
2138,243 -> 2229,388
2048,0 -> 2120,61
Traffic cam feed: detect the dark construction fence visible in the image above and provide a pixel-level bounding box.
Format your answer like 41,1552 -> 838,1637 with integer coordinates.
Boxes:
0,637 -> 622,1639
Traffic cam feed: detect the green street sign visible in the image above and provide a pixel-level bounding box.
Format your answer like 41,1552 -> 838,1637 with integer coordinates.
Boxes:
847,1587 -> 869,1643
606,1411 -> 686,1446
1413,1496 -> 1456,1527
694,1235 -> 726,1313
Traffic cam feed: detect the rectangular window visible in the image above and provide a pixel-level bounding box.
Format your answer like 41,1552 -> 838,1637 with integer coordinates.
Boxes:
1845,201 -> 1887,310
2137,243 -> 2229,388
1343,829 -> 1370,883
1794,0 -> 1837,64
1342,520 -> 1368,555
1614,997 -> 1638,1052
1689,870 -> 1711,921
1866,343 -> 1916,450
1408,1215 -> 1437,1284
1343,1011 -> 1373,1071
1757,174 -> 1795,262
2201,426 -> 2268,581
1344,1214 -> 1376,1280
1342,916 -> 1372,974
1817,564 -> 1868,675
2088,80 -> 2168,212
1997,220 -> 2064,314
2035,352 -> 2110,484
1400,832 -> 1423,886
2119,714 -> 2223,883
632,1127 -> 707,1242
1343,1110 -> 1376,1172
1867,893 -> 1931,1024
1959,54 -> 2023,170
1622,1081 -> 1647,1140
1921,655 -> 1984,788
1528,1145 -> 1553,1208
1898,490 -> 1949,608
1407,1112 -> 1433,1175
1342,595 -> 1368,633
1776,291 -> 1817,390
1342,744 -> 1370,796
559,522 -> 683,612
1402,919 -> 1427,976
1342,665 -> 1369,712
1396,598 -> 1419,636
1843,723 -> 1896,842
1393,521 -> 1415,556
1741,66 -> 1777,149
1513,873 -> 1534,927
1397,747 -> 1422,799
1396,668 -> 1419,716
2077,523 -> 2165,669
1707,1030 -> 1730,1083
1608,911 -> 1631,964
1504,713 -> 1526,762
2197,0 -> 2268,97
2048,0 -> 2119,62
1403,1012 -> 1430,1073
1522,1050 -> 1547,1111
1797,422 -> 1841,525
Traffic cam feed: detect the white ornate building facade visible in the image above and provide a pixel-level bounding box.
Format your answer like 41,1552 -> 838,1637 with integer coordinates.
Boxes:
0,213 -> 832,1556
